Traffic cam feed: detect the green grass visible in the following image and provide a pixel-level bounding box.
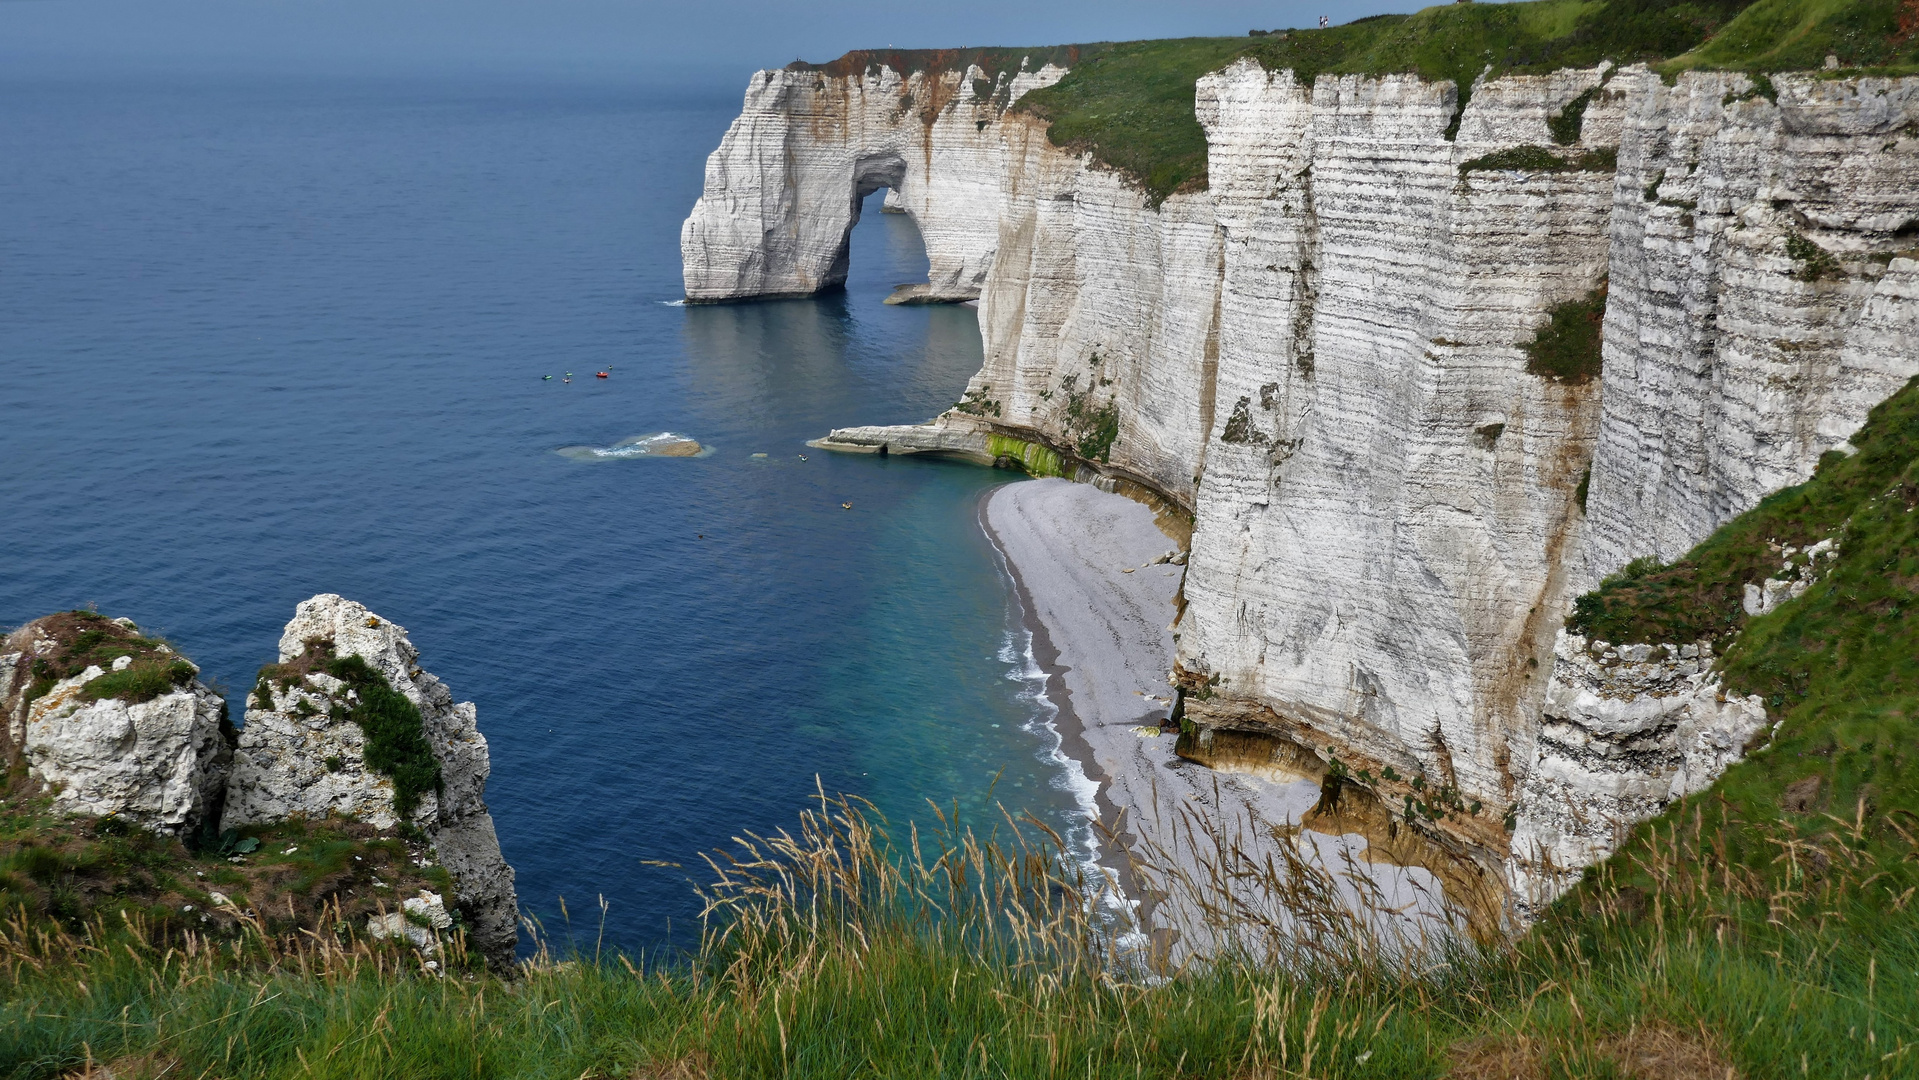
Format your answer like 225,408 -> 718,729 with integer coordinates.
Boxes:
2,786 -> 1912,1079
0,779 -> 446,948
74,660 -> 199,706
1013,36 -> 1252,204
1667,0 -> 1919,75
1458,144 -> 1618,174
318,656 -> 443,821
1562,374 -> 1919,968
1522,283 -> 1609,382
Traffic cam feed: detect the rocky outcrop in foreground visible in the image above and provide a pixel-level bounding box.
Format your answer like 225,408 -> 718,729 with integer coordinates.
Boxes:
226,595 -> 518,970
1,598 -> 519,970
2,613 -> 232,835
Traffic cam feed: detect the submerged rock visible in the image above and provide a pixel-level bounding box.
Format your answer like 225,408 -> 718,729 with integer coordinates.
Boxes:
555,431 -> 705,461
223,594 -> 519,970
2,613 -> 232,835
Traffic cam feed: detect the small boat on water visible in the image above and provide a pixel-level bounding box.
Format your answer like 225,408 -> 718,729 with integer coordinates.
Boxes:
596,371 -> 609,379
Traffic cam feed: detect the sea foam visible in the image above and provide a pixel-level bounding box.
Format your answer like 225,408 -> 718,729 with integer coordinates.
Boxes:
555,431 -> 710,461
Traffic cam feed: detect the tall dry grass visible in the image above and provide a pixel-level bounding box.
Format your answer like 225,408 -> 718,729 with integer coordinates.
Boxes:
3,784 -> 1915,1078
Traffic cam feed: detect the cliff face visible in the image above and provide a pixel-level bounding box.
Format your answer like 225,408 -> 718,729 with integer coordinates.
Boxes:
1581,69 -> 1919,585
1177,63 -> 1616,870
692,56 -> 1919,916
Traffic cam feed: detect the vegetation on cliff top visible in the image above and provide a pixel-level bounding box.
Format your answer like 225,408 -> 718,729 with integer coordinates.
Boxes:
792,0 -> 1919,204
1019,0 -> 1787,201
10,612 -> 200,713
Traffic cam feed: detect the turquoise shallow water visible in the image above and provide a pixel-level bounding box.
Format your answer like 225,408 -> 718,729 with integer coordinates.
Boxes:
0,72 -> 1086,954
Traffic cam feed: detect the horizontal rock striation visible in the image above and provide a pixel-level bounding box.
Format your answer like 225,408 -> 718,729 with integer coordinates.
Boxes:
1582,70 -> 1919,585
1176,63 -> 1617,913
694,53 -> 1919,921
1509,632 -> 1770,915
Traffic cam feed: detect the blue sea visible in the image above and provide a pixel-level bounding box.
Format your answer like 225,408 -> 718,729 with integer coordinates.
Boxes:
0,72 -> 1089,954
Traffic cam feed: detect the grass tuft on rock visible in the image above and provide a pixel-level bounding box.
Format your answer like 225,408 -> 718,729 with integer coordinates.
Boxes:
255,644 -> 443,822
1459,144 -> 1618,175
320,656 -> 443,821
8,611 -> 199,711
1523,284 -> 1608,383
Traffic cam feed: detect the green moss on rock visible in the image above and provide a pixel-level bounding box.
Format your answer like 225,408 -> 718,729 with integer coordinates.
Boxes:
255,646 -> 443,821
986,435 -> 1066,478
1523,285 -> 1608,383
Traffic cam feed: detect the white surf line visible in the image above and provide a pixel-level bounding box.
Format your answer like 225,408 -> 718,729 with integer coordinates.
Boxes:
980,494 -> 1142,947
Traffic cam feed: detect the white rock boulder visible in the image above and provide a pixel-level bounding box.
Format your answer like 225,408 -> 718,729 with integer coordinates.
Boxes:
3,614 -> 232,835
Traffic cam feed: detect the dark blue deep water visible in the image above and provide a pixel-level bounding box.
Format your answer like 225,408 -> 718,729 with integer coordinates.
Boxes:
0,73 -> 1083,953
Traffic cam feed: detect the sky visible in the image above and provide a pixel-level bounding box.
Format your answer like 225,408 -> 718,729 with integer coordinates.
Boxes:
0,0 -> 1436,88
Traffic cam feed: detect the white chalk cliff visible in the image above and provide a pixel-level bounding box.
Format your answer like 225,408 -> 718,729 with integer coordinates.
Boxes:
682,54 -> 1067,303
689,54 -> 1919,917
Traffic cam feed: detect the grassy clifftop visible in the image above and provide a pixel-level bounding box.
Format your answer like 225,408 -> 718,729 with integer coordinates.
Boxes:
790,1 -> 1919,204
1035,0 -> 1918,202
